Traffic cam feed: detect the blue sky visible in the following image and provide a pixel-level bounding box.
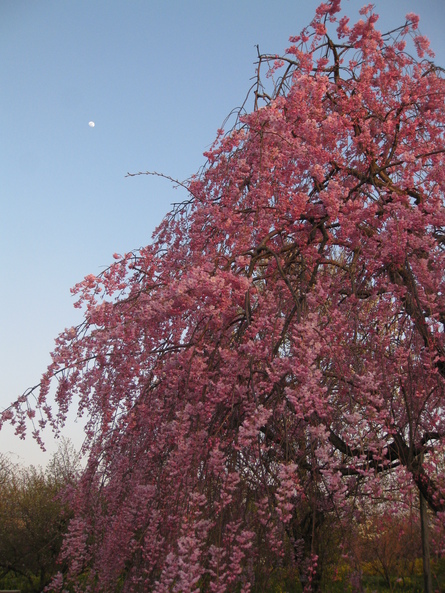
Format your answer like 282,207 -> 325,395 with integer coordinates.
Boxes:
1,0 -> 444,466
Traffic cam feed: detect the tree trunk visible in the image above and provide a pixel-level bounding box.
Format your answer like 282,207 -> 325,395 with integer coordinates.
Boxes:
419,489 -> 432,593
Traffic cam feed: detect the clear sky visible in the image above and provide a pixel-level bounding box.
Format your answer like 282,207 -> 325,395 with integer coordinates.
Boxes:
1,0 -> 444,467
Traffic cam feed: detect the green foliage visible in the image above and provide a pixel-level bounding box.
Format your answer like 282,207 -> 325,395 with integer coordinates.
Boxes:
0,441 -> 80,593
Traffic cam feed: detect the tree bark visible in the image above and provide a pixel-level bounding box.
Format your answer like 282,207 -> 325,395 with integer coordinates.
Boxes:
419,489 -> 432,593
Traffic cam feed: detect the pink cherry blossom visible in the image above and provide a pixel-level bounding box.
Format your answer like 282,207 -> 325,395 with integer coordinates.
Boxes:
4,2 -> 445,591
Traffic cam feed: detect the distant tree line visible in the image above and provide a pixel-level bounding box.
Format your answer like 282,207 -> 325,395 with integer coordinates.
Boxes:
0,440 -> 80,593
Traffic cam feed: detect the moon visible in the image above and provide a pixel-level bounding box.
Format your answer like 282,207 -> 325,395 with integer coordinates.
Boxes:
88,121 -> 95,128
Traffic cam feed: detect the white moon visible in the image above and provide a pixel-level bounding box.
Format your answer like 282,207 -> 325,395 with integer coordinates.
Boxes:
88,121 -> 95,128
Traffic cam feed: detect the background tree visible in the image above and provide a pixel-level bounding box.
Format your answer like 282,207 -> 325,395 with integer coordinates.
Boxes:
2,1 -> 445,591
0,442 -> 79,593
